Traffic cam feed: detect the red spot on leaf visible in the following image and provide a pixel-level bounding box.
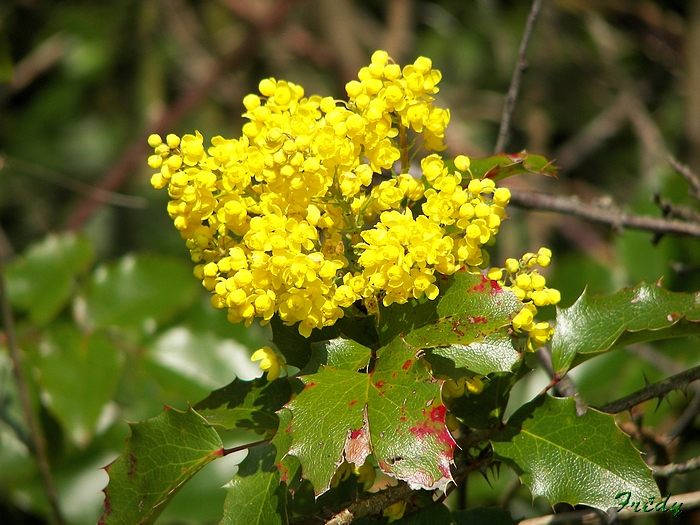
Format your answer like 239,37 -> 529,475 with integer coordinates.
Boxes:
392,372 -> 397,378
471,316 -> 487,324
430,405 -> 446,422
402,359 -> 412,370
374,380 -> 386,389
470,276 -> 487,292
489,279 -> 502,293
304,382 -> 316,390
350,428 -> 363,439
278,463 -> 290,482
127,453 -> 137,477
399,416 -> 407,422
349,399 -> 358,406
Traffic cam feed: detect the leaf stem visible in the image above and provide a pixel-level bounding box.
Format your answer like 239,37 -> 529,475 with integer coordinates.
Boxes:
0,235 -> 66,525
222,438 -> 271,456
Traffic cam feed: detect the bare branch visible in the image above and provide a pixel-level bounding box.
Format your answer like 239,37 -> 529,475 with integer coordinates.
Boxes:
653,456 -> 700,477
669,154 -> 700,202
508,189 -> 700,238
596,364 -> 700,414
0,232 -> 65,525
494,0 -> 543,154
64,0 -> 299,231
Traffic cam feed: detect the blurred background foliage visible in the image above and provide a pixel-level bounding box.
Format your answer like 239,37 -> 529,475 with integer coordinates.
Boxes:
1,0 -> 699,523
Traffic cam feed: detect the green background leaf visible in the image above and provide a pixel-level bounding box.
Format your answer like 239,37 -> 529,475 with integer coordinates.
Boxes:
5,233 -> 93,324
551,283 -> 700,373
100,407 -> 223,525
491,395 -> 660,510
468,151 -> 558,181
83,253 -> 199,332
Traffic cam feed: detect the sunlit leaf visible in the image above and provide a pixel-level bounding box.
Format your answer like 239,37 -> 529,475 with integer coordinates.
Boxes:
491,395 -> 659,510
286,336 -> 454,496
100,407 -> 223,525
551,282 -> 700,373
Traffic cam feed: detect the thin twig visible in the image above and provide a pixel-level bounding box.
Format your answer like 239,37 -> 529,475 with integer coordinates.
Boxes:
596,364 -> 700,414
668,154 -> 700,202
494,0 -> 543,154
64,0 -> 299,231
0,235 -> 66,525
508,189 -> 700,238
653,456 -> 700,477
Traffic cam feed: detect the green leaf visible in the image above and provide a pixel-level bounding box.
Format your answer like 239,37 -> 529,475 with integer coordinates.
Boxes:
286,336 -> 454,495
452,506 -> 519,525
100,406 -> 223,525
491,395 -> 660,510
27,324 -> 122,446
271,314 -> 378,370
271,408 -> 302,488
5,233 -> 93,324
468,151 -> 558,181
194,377 -> 292,432
379,272 -> 522,349
551,282 -> 700,373
83,253 -> 198,332
429,333 -> 520,375
300,337 -> 373,375
222,442 -> 288,525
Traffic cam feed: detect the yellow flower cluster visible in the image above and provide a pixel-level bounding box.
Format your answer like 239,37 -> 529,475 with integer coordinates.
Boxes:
148,51 -> 521,337
442,375 -> 484,399
488,248 -> 561,350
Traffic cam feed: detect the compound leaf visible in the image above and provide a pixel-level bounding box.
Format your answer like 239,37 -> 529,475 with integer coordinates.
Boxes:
100,407 -> 223,525
491,395 -> 659,510
551,282 -> 700,373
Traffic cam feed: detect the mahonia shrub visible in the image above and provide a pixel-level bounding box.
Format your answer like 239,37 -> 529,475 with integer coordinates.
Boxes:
100,51 -> 682,525
147,50 -> 559,344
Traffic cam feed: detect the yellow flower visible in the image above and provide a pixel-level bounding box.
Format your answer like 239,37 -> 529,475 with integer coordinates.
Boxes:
251,346 -> 286,380
383,500 -> 407,521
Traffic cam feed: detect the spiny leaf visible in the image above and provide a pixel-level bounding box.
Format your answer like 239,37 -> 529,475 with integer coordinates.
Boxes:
221,442 -> 288,525
285,336 -> 454,495
468,151 -> 558,181
300,337 -> 373,375
491,395 -> 660,511
100,406 -> 223,525
551,282 -> 700,373
193,377 -> 292,432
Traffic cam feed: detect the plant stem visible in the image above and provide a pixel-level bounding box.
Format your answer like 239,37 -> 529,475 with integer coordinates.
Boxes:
0,240 -> 66,525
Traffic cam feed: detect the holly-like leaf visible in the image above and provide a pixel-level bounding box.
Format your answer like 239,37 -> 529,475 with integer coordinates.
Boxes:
491,395 -> 660,510
551,282 -> 700,374
27,324 -> 122,446
379,272 -> 522,349
429,332 -> 520,375
272,408 -> 302,489
286,336 -> 454,496
83,254 -> 198,332
100,406 -> 223,525
221,442 -> 287,525
469,151 -> 558,181
5,232 -> 93,325
300,337 -> 373,375
193,377 -> 292,432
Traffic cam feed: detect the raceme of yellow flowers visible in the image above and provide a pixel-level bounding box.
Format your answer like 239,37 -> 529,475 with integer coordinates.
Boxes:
148,50 -> 560,352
